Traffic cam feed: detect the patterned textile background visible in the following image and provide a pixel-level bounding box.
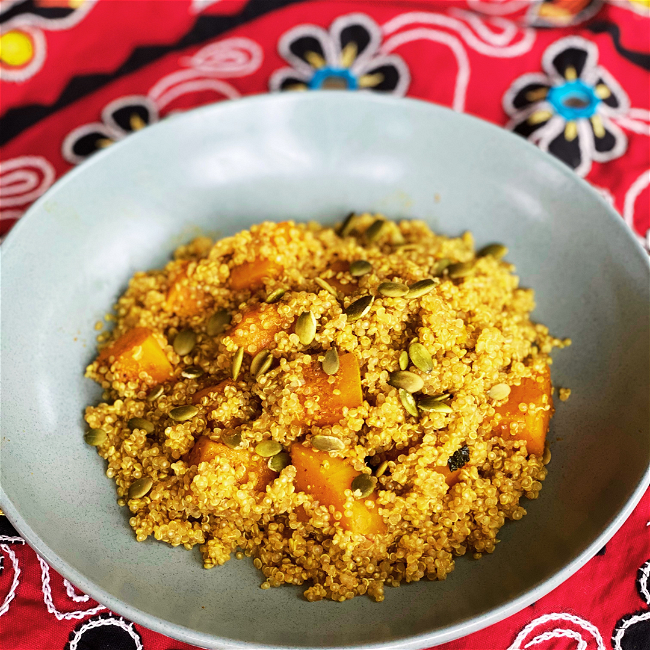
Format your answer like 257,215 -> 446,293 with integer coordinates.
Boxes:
0,1 -> 648,649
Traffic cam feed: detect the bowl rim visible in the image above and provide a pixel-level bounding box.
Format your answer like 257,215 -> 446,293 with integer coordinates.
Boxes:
1,91 -> 649,650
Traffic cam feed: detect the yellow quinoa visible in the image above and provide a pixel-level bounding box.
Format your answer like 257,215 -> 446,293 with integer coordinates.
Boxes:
84,214 -> 569,603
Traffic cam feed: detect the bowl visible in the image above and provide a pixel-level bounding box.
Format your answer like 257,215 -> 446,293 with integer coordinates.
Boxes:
1,92 -> 648,649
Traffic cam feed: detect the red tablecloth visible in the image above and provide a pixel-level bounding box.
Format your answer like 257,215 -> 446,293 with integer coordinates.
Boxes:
1,1 -> 648,649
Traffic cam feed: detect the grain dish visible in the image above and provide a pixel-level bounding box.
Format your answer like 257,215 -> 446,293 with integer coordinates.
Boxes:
84,215 -> 569,602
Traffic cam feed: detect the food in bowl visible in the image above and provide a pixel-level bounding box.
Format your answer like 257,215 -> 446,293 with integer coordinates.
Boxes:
84,215 -> 569,602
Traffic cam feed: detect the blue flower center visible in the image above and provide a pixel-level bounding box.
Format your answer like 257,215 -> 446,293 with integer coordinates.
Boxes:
310,67 -> 358,90
548,80 -> 600,120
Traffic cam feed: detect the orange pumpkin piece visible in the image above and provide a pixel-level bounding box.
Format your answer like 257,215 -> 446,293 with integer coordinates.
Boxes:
228,304 -> 286,356
191,380 -> 234,405
327,260 -> 356,297
297,353 -> 363,426
184,437 -> 276,491
432,465 -> 462,487
492,365 -> 553,456
97,327 -> 173,384
165,261 -> 209,317
230,258 -> 283,292
291,444 -> 386,536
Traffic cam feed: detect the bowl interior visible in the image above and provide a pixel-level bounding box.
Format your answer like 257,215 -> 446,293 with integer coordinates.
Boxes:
2,93 -> 648,650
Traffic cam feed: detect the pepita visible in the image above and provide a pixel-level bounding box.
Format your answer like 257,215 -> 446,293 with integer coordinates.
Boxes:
398,350 -> 409,370
222,432 -> 243,449
351,474 -> 376,499
296,310 -> 317,345
128,477 -> 153,500
315,277 -> 340,299
127,417 -> 154,434
338,212 -> 357,237
375,460 -> 390,477
431,392 -> 450,401
265,288 -> 286,304
488,383 -> 511,401
433,258 -> 451,275
389,222 -> 405,245
311,435 -> 346,452
388,370 -> 424,393
399,388 -> 419,417
254,352 -> 273,380
84,428 -> 107,446
378,281 -> 409,297
255,440 -> 282,458
250,349 -> 271,377
365,219 -> 387,243
350,260 -> 372,277
408,342 -> 433,374
231,346 -> 244,380
207,309 -> 231,336
543,444 -> 552,466
146,385 -> 163,402
417,397 -> 453,413
173,329 -> 197,356
169,405 -> 198,421
181,365 -> 204,379
268,451 -> 291,472
344,295 -> 374,322
406,279 -> 437,299
448,261 -> 474,279
322,348 -> 340,375
478,243 -> 508,260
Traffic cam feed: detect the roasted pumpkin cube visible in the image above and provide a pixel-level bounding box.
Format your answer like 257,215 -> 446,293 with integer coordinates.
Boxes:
228,304 -> 286,356
492,365 -> 553,456
230,258 -> 283,292
327,260 -> 356,297
297,353 -> 363,426
432,465 -> 462,487
291,444 -> 386,536
97,327 -> 173,384
165,260 -> 209,317
184,436 -> 276,491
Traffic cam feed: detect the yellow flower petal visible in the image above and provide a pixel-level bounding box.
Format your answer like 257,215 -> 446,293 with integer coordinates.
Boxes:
340,42 -> 357,69
591,115 -> 606,139
525,87 -> 549,102
595,84 -> 611,99
129,113 -> 146,131
564,65 -> 578,82
358,72 -> 384,88
527,110 -> 553,125
304,51 -> 326,69
564,121 -> 578,142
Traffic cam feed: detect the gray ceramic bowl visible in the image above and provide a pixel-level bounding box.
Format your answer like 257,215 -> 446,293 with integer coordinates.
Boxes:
1,93 -> 648,649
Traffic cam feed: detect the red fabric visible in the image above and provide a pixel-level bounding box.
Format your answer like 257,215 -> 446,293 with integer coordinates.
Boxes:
1,1 -> 648,648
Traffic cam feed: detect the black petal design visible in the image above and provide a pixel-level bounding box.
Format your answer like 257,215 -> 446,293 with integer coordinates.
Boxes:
109,104 -> 152,133
613,612 -> 650,650
510,82 -> 551,111
595,76 -> 620,109
0,0 -> 76,25
338,23 -> 372,60
361,63 -> 400,92
592,121 -> 617,153
70,130 -> 113,158
65,614 -> 142,650
278,75 -> 308,91
512,114 -> 551,138
288,35 -> 326,68
548,127 -> 582,170
551,46 -> 590,79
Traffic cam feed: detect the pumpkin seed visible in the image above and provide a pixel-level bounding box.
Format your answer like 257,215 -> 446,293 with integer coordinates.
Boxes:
543,444 -> 552,466
344,295 -> 374,322
169,405 -> 198,421
433,258 -> 451,275
296,310 -> 317,345
207,309 -> 231,336
375,460 -> 390,477
322,348 -> 339,375
231,346 -> 244,380
417,397 -> 453,413
128,477 -> 153,500
254,353 -> 273,380
388,370 -> 424,393
431,392 -> 450,401
406,279 -> 437,299
255,440 -> 282,458
146,385 -> 163,402
268,451 -> 291,473
173,329 -> 196,356
351,474 -> 376,499
365,219 -> 387,243
84,428 -> 107,446
265,288 -> 286,304
338,212 -> 357,237
399,388 -> 419,417
488,383 -> 511,400
181,365 -> 204,379
478,243 -> 508,260
350,260 -> 372,277
311,435 -> 346,452
127,417 -> 154,434
378,281 -> 409,297
399,350 -> 409,370
448,261 -> 474,279
222,432 -> 243,449
250,349 -> 271,377
315,277 -> 340,299
389,223 -> 405,245
408,342 -> 433,374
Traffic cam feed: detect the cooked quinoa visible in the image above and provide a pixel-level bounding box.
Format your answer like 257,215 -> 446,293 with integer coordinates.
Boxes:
84,214 -> 569,603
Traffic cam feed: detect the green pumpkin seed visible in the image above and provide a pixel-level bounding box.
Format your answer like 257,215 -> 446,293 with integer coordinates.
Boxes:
399,350 -> 409,370
296,310 -> 317,345
389,223 -> 405,245
478,243 -> 508,260
322,348 -> 339,375
254,352 -> 273,380
365,219 -> 387,243
268,451 -> 291,473
351,474 -> 376,499
417,396 -> 453,413
250,349 -> 271,377
388,370 -> 424,393
265,288 -> 286,304
433,258 -> 451,275
338,212 -> 357,237
181,365 -> 204,379
315,277 -> 340,299
408,342 -> 433,374
173,329 -> 196,356
375,460 -> 389,477
378,281 -> 409,297
128,476 -> 153,500
222,432 -> 243,449
543,444 -> 552,466
406,278 -> 437,299
399,388 -> 419,417
231,346 -> 244,380
207,309 -> 231,336
488,383 -> 511,400
448,261 -> 474,279
84,428 -> 107,446
344,295 -> 374,322
431,392 -> 450,401
350,260 -> 372,277
169,405 -> 198,421
255,440 -> 282,458
127,417 -> 154,434
146,385 -> 164,402
311,435 -> 346,452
